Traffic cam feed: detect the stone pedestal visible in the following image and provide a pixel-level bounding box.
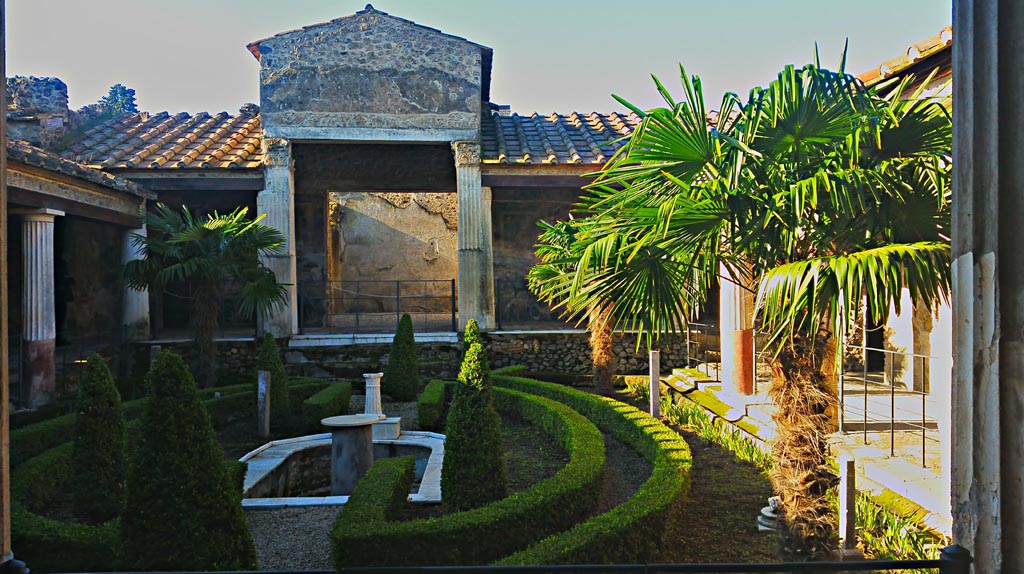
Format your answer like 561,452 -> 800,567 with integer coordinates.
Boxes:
14,209 -> 63,408
322,413 -> 384,495
122,226 -> 150,341
453,141 -> 495,330
363,372 -> 383,416
257,138 -> 298,337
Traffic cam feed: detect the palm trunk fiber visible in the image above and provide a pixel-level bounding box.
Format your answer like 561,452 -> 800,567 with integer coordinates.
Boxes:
767,329 -> 839,561
191,280 -> 221,388
590,305 -> 615,396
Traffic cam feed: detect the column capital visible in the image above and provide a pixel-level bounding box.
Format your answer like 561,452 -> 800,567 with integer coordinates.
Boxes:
262,137 -> 291,167
11,208 -> 64,222
452,141 -> 480,167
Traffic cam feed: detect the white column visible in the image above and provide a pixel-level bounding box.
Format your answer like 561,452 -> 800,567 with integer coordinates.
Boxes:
929,301 -> 953,496
884,288 -> 915,390
363,372 -> 384,417
14,209 -> 62,408
719,262 -> 754,395
453,141 -> 495,330
122,225 -> 150,340
258,137 -> 298,337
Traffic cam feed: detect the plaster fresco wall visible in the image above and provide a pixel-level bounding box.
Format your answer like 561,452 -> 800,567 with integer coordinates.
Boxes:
491,187 -> 579,329
57,217 -> 124,342
255,8 -> 483,136
292,143 -> 458,329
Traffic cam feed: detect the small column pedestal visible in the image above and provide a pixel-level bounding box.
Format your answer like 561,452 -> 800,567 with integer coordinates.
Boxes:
363,372 -> 383,416
322,414 -> 384,495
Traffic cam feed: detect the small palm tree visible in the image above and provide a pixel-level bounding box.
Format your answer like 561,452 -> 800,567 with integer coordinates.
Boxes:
124,203 -> 287,387
532,60 -> 951,559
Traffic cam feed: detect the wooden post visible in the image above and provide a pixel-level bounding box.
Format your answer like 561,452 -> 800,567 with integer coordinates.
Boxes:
257,370 -> 271,439
149,344 -> 161,367
838,457 -> 861,558
649,350 -> 660,418
0,0 -> 11,565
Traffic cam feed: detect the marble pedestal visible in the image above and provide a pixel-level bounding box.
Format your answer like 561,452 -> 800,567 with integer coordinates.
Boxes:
322,413 -> 384,495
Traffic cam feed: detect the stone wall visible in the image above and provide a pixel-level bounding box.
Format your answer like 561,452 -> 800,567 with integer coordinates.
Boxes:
484,331 -> 692,375
255,6 -> 483,138
6,76 -> 69,148
58,216 -> 125,342
138,339 -> 261,387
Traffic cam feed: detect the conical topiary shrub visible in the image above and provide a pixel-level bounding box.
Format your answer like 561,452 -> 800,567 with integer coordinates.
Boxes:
383,314 -> 419,401
463,317 -> 482,354
71,354 -> 126,524
441,341 -> 508,511
121,350 -> 256,570
256,332 -> 290,426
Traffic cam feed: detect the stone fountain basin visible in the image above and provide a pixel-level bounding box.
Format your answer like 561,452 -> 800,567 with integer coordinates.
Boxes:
239,431 -> 444,509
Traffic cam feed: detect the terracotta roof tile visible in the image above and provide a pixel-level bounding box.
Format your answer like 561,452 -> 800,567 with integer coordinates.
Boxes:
8,138 -> 150,198
62,107 -> 263,170
480,110 -> 639,165
858,26 -> 952,86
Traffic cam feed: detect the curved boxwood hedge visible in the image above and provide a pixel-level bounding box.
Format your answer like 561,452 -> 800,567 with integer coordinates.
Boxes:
416,379 -> 448,432
298,379 -> 353,431
331,385 -> 605,567
9,378 -> 333,572
492,374 -> 692,565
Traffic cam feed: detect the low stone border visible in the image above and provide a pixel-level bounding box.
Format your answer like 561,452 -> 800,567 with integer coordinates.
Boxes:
239,431 -> 444,509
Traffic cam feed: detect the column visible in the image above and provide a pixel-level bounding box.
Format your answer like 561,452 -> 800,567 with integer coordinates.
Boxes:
719,262 -> 754,395
883,288 -> 915,390
257,137 -> 298,337
452,141 -> 495,330
952,1 -> 1024,569
14,209 -> 62,408
929,301 -> 953,494
121,225 -> 150,341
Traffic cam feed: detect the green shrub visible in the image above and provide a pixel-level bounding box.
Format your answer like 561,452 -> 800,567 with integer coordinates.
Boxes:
71,355 -> 127,524
331,386 -> 604,567
383,314 -> 419,401
442,342 -> 507,511
256,333 -> 290,426
493,374 -> 692,565
463,317 -> 482,353
333,456 -> 415,525
416,379 -> 449,432
121,351 -> 256,570
301,381 -> 353,430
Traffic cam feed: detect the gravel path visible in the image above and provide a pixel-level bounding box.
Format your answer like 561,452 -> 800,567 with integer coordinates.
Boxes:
247,506 -> 341,570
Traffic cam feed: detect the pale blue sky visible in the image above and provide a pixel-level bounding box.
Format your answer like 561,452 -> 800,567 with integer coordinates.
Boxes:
7,1 -> 951,115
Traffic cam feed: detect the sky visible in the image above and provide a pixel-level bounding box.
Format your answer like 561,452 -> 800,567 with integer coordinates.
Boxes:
7,0 -> 952,116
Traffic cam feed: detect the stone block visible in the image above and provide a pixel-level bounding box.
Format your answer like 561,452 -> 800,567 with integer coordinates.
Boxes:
373,416 -> 402,440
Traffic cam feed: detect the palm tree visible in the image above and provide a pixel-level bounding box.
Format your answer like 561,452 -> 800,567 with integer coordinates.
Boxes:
124,203 -> 287,387
532,62 -> 951,559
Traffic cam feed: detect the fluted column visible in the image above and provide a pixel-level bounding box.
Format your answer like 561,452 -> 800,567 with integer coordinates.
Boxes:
719,262 -> 754,395
952,0 -> 1024,570
14,209 -> 62,408
257,137 -> 298,337
122,225 -> 150,341
453,141 -> 495,330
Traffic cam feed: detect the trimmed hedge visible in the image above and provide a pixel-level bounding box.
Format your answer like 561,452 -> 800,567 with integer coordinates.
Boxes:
416,379 -> 448,432
493,374 -> 693,565
383,314 -> 420,401
10,379 -> 275,572
334,456 -> 415,524
301,381 -> 353,430
71,355 -> 127,523
331,386 -> 605,567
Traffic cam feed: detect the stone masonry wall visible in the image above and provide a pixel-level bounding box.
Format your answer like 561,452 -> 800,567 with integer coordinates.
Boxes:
6,76 -> 70,148
256,7 -> 482,135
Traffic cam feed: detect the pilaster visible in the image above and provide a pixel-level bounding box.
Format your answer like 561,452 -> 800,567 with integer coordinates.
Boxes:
453,141 -> 494,330
122,225 -> 150,340
258,137 -> 298,337
719,262 -> 754,395
13,209 -> 62,408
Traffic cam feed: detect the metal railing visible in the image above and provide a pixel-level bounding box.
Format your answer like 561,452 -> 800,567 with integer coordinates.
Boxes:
683,321 -> 720,381
299,279 -> 457,335
839,345 -> 940,469
53,544 -> 973,574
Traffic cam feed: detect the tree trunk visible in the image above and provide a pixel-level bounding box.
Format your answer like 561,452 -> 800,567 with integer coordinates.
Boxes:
767,328 -> 839,561
191,279 -> 221,388
590,305 -> 615,396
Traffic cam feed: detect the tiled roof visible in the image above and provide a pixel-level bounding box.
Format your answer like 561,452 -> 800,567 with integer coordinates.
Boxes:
61,107 -> 262,169
858,26 -> 953,86
481,111 -> 640,165
8,138 -> 148,197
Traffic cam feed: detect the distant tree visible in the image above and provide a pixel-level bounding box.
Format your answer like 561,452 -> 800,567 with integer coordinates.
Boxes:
71,354 -> 126,524
99,83 -> 137,115
383,314 -> 420,401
